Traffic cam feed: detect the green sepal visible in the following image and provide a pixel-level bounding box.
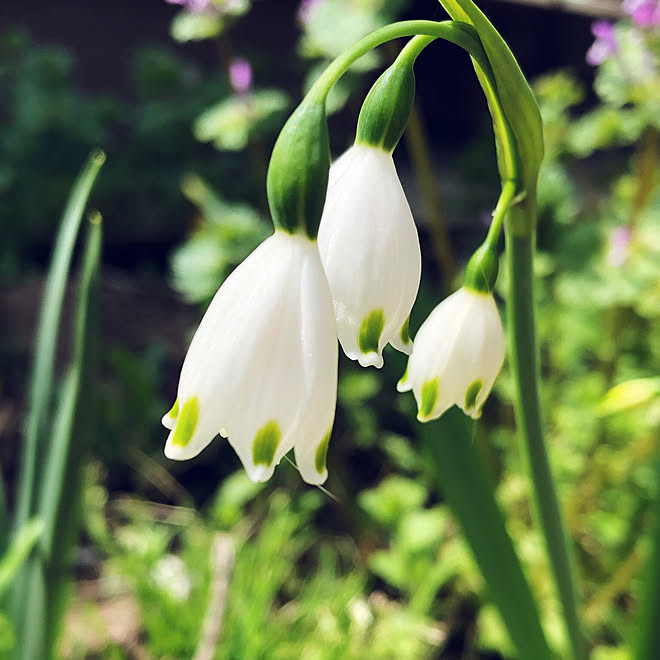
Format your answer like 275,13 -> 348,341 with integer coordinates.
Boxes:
356,54 -> 416,153
266,100 -> 330,239
464,243 -> 499,293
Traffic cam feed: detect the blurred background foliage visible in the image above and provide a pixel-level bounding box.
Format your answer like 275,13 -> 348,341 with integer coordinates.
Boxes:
0,0 -> 659,658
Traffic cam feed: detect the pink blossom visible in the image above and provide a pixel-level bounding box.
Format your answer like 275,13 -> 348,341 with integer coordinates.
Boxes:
165,0 -> 213,14
622,0 -> 660,27
229,58 -> 253,95
606,226 -> 632,267
298,0 -> 324,24
586,20 -> 618,66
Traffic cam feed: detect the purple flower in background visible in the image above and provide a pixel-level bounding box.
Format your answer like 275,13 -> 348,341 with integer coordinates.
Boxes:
298,0 -> 324,24
606,226 -> 632,267
586,20 -> 618,66
165,0 -> 213,13
623,0 -> 660,27
229,58 -> 253,95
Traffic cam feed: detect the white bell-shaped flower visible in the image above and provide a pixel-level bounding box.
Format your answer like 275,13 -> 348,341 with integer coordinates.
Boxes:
317,143 -> 421,368
397,287 -> 505,421
163,231 -> 338,485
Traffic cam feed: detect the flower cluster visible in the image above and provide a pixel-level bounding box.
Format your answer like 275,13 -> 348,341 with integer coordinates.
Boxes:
586,21 -> 618,67
163,40 -> 508,484
586,0 -> 660,67
623,0 -> 660,28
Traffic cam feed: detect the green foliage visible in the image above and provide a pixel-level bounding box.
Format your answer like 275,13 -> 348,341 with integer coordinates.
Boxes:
170,175 -> 269,302
169,0 -> 251,42
194,89 -> 289,151
82,476 -> 443,660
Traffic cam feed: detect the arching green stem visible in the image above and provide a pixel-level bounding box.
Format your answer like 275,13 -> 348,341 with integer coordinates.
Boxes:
484,179 -> 517,252
302,20 -> 520,191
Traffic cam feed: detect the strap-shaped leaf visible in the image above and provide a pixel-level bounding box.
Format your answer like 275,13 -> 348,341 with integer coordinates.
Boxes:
419,408 -> 553,660
14,150 -> 105,533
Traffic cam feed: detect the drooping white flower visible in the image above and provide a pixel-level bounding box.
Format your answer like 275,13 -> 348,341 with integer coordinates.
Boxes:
397,287 -> 505,421
317,143 -> 421,368
163,231 -> 338,485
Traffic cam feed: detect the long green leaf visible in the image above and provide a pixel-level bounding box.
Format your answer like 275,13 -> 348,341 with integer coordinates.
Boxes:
419,407 -> 554,660
0,519 -> 43,599
38,215 -> 102,559
30,216 -> 101,660
14,150 -> 106,532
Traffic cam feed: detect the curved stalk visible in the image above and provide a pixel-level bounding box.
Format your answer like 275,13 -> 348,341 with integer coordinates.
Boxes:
302,20 -> 519,187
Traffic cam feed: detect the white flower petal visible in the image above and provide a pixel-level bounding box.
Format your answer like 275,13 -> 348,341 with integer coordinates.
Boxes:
398,287 -> 505,421
318,144 -> 421,368
163,231 -> 338,484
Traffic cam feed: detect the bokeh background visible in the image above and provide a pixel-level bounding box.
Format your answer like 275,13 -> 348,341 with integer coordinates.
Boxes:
1,0 -> 659,657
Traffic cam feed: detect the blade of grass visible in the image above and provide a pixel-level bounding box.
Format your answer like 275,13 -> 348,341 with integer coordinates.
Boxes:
0,518 -> 43,600
38,214 -> 102,559
418,407 -> 554,660
14,150 -> 106,533
27,215 -> 101,660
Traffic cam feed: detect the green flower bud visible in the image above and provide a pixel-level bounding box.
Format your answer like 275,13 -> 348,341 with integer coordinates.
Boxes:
356,54 -> 416,153
266,100 -> 330,239
464,243 -> 499,293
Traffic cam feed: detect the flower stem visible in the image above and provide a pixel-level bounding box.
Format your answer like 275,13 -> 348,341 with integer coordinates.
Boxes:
506,231 -> 588,660
485,179 -> 516,251
304,20 -> 497,107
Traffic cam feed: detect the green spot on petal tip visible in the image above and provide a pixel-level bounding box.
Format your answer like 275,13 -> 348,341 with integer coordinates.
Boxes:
420,379 -> 438,419
358,309 -> 385,355
315,430 -> 332,474
253,421 -> 281,466
171,397 -> 198,448
465,379 -> 483,411
398,363 -> 409,387
399,316 -> 411,345
168,397 -> 179,419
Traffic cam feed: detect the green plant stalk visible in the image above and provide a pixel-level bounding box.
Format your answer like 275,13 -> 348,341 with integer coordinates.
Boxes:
419,408 -> 553,660
484,179 -> 516,251
14,150 -> 105,534
506,231 -> 587,660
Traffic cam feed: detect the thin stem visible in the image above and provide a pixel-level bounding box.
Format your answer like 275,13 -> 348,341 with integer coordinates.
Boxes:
307,21 -> 484,100
506,232 -> 588,660
485,179 -> 516,251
